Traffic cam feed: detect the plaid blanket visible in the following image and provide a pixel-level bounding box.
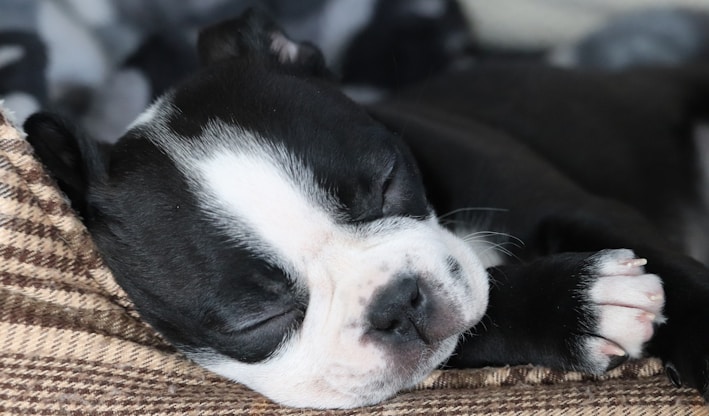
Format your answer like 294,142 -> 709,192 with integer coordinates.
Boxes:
1,106 -> 706,415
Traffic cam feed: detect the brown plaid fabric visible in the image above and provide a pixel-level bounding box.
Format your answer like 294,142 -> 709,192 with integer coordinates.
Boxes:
1,106 -> 707,415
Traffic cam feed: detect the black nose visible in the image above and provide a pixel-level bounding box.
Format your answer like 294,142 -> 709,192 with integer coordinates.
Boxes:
367,277 -> 429,343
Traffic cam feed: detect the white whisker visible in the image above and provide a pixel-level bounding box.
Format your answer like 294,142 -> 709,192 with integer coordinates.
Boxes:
461,230 -> 523,247
438,207 -> 509,220
482,242 -> 514,258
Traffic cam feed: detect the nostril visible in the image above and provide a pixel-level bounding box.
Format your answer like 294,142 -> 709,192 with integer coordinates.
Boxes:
409,285 -> 422,308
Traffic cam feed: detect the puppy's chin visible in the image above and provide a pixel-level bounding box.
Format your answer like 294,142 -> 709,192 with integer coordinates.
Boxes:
193,333 -> 461,409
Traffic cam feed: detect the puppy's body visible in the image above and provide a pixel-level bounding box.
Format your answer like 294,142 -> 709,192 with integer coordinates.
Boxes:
25,11 -> 709,408
374,65 -> 708,262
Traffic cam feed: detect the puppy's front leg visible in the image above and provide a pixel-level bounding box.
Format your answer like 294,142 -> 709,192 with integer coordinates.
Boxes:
544,207 -> 709,400
448,249 -> 664,374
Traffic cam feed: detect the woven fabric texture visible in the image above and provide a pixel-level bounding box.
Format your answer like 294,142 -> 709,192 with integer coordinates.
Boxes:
1,106 -> 707,415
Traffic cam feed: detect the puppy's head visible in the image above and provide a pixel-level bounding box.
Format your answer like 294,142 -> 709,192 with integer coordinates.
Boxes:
26,10 -> 489,409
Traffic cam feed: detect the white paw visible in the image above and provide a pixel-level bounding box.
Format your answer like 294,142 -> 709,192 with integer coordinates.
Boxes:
583,249 -> 665,371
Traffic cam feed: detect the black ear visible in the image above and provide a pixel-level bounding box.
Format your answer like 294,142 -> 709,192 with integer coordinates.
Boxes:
24,112 -> 106,218
197,8 -> 330,78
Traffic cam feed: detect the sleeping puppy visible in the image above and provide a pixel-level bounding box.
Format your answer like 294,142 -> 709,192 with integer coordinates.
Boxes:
24,10 -> 709,409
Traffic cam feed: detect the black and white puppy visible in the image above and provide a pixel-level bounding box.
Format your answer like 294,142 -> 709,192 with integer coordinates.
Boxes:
25,10 -> 709,409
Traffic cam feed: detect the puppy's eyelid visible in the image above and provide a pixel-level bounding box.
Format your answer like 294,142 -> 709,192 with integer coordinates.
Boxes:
382,158 -> 409,217
381,161 -> 396,198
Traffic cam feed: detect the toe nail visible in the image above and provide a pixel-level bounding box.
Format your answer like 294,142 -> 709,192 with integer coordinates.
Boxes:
640,312 -> 656,322
665,363 -> 682,387
648,293 -> 663,302
619,258 -> 648,267
601,342 -> 626,357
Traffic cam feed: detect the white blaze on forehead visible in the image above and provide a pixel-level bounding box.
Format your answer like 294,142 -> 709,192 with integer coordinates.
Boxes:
139,114 -> 343,272
196,145 -> 339,267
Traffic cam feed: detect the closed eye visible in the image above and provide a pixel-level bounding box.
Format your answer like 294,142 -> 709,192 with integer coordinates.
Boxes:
380,159 -> 397,214
216,305 -> 304,335
381,156 -> 428,219
341,148 -> 430,223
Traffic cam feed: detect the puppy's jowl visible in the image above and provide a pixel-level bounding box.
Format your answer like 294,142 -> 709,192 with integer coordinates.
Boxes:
26,10 -> 709,409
